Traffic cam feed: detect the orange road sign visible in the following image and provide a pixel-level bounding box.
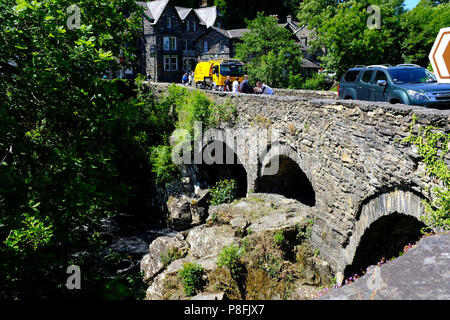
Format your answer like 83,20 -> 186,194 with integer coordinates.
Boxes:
429,27 -> 450,83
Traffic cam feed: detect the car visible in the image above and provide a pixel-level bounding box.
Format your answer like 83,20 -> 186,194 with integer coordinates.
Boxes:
338,64 -> 450,108
319,69 -> 337,83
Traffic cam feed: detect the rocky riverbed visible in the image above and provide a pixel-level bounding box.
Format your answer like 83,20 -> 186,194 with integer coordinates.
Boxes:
140,193 -> 334,300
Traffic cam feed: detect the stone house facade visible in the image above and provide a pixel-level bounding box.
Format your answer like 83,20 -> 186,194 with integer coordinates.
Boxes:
138,0 -> 225,82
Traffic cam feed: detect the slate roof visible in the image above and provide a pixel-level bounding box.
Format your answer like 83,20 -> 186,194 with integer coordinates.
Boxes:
301,58 -> 321,69
227,28 -> 250,39
138,0 -> 170,23
139,0 -> 220,27
174,6 -> 192,20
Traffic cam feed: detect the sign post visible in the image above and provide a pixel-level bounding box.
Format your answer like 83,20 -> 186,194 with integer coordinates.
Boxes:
429,27 -> 450,83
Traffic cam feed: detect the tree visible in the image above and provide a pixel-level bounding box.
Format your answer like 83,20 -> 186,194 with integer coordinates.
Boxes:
0,0 -> 147,299
297,0 -> 405,77
235,13 -> 303,88
401,0 -> 450,67
214,0 -> 300,29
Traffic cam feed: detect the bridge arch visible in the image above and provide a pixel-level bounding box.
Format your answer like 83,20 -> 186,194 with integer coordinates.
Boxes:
341,189 -> 428,279
197,140 -> 249,198
255,144 -> 316,206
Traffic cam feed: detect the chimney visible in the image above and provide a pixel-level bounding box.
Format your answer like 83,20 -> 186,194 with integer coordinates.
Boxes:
287,15 -> 292,23
200,0 -> 208,7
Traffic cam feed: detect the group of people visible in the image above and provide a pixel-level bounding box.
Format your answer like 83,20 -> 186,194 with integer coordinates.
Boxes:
182,71 -> 194,86
223,75 -> 274,95
181,72 -> 274,95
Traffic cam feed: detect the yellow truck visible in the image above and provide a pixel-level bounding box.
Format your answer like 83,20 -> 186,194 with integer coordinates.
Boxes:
194,59 -> 245,90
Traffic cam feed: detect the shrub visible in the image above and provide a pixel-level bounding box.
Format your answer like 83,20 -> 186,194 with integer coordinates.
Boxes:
212,97 -> 237,124
273,230 -> 286,248
149,145 -> 179,186
288,72 -> 304,89
403,117 -> 450,231
209,179 -> 238,205
178,262 -> 205,296
217,244 -> 244,276
302,73 -> 327,90
177,89 -> 216,134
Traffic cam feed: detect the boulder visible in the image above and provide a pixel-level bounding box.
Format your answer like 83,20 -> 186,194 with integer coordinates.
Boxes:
140,233 -> 188,282
166,193 -> 209,231
186,225 -> 239,259
145,257 -> 217,300
319,233 -> 450,300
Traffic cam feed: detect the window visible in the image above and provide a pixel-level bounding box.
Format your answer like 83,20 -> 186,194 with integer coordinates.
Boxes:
164,55 -> 178,71
388,68 -> 436,84
361,70 -> 374,83
373,70 -> 387,83
343,70 -> 361,82
167,17 -> 171,29
219,41 -> 224,53
186,20 -> 189,31
163,37 -> 177,50
183,40 -> 188,51
193,21 -> 196,32
203,41 -> 208,53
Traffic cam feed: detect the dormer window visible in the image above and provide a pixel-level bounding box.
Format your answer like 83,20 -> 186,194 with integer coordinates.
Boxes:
167,17 -> 171,29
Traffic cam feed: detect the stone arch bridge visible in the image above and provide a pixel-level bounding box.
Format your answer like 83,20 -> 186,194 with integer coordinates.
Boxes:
151,83 -> 450,282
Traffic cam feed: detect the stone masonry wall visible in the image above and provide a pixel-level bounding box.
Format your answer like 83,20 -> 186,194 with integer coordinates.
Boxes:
148,82 -> 450,282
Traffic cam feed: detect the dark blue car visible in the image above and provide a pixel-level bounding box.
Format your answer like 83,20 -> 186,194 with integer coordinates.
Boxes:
338,64 -> 450,108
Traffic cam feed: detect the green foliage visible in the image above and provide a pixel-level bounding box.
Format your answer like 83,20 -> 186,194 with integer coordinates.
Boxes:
0,0 -> 163,300
404,117 -> 450,231
160,247 -> 185,267
217,244 -> 245,279
212,97 -> 237,124
209,179 -> 238,205
401,0 -> 450,66
149,145 -> 179,186
178,262 -> 205,296
296,0 -> 450,77
235,13 -> 303,88
302,73 -> 327,90
273,230 -> 286,248
177,89 -> 215,133
288,72 -> 304,90
297,0 -> 405,77
3,213 -> 53,254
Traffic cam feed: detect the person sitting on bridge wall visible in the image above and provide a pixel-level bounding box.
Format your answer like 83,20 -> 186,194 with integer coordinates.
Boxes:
254,81 -> 274,95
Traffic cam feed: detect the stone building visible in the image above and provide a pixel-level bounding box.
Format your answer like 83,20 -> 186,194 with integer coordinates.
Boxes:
137,0 -> 323,82
137,0 -> 225,82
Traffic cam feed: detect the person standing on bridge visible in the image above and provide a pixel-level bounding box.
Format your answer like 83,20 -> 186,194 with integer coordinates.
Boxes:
239,75 -> 254,94
224,76 -> 232,92
232,78 -> 240,93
